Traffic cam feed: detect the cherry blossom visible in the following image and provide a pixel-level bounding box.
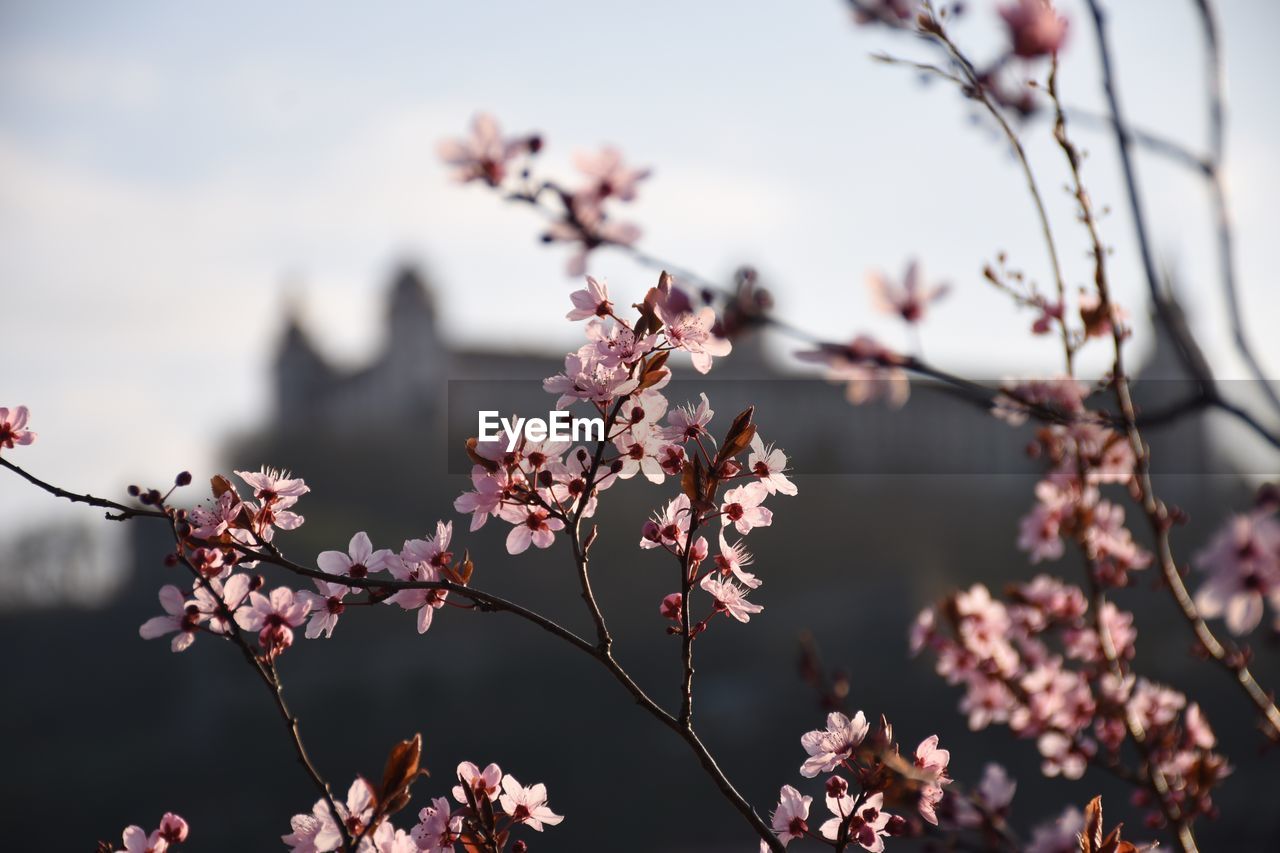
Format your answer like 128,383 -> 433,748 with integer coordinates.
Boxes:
867,260 -> 948,324
0,405 -> 36,451
542,345 -> 639,409
1193,510 -> 1280,634
720,481 -> 773,535
572,145 -> 650,204
699,573 -> 764,623
766,785 -> 812,848
139,585 -> 203,652
498,775 -> 564,831
566,276 -> 613,321
317,531 -> 396,580
453,464 -> 510,531
437,112 -> 531,186
190,573 -> 250,635
451,761 -> 503,804
715,531 -> 761,588
748,433 -> 797,497
655,302 -> 732,374
662,393 -> 714,443
641,493 -> 692,551
998,0 -> 1068,59
913,735 -> 950,825
820,790 -> 894,852
297,579 -> 351,640
387,526 -> 453,633
234,586 -> 312,652
800,711 -> 869,778
797,337 -> 910,408
498,505 -> 564,554
115,813 -> 187,853
410,796 -> 462,853
1024,805 -> 1083,853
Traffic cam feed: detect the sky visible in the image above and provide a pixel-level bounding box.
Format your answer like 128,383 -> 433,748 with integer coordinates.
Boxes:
2,0 -> 1279,532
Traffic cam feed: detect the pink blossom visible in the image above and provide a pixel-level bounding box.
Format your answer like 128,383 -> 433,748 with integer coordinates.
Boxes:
118,825 -> 168,853
498,775 -> 564,831
659,592 -> 683,621
543,345 -> 639,409
236,466 -> 309,503
318,531 -> 396,580
452,761 -> 503,804
867,260 -> 948,324
454,465 -> 511,531
952,763 -> 1016,828
410,796 -> 462,853
499,506 -> 564,554
819,790 -> 893,852
800,711 -> 869,777
613,421 -> 669,484
234,586 -> 312,651
0,405 -> 36,451
566,276 -> 613,321
586,318 -> 656,367
699,573 -> 763,623
297,579 -> 351,639
572,145 -> 650,203
156,813 -> 189,844
1194,511 -> 1280,634
387,527 -> 452,633
437,113 -> 530,186
189,491 -> 242,541
1025,805 -> 1084,853
543,201 -> 642,276
365,822 -> 418,853
190,573 -> 251,635
284,778 -> 376,853
767,785 -> 812,848
720,481 -> 773,535
748,433 -> 797,496
662,393 -> 714,443
914,735 -> 951,825
715,531 -> 761,588
139,585 -> 203,652
656,304 -> 732,374
797,337 -> 909,408
640,493 -> 692,551
999,0 -> 1068,59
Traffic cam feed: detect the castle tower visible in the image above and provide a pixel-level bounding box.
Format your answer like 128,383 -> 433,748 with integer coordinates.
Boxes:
274,303 -> 334,425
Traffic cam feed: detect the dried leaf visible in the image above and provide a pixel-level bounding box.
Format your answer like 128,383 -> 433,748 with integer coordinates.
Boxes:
211,474 -> 234,499
378,733 -> 423,816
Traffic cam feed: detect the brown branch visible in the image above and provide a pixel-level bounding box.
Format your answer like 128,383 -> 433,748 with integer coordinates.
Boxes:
1189,0 -> 1280,418
1047,58 -> 1280,747
0,456 -> 167,521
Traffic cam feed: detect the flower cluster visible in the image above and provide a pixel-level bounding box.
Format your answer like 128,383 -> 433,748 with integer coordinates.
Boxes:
995,379 -> 1151,588
139,465 -> 471,654
439,115 -> 649,275
912,577 -> 1230,827
283,761 -> 561,853
455,273 -> 759,569
100,813 -> 188,853
762,710 -> 948,850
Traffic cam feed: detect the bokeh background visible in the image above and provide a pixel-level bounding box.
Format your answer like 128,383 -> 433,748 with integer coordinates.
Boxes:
2,0 -> 1279,849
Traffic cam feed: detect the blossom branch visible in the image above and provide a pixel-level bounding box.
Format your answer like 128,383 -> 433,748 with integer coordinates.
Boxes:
1046,64 -> 1280,743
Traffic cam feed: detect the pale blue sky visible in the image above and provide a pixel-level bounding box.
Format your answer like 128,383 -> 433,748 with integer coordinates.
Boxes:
2,0 -> 1278,528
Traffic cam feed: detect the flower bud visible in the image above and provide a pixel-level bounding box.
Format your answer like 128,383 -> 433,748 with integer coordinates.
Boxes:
175,471 -> 192,486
